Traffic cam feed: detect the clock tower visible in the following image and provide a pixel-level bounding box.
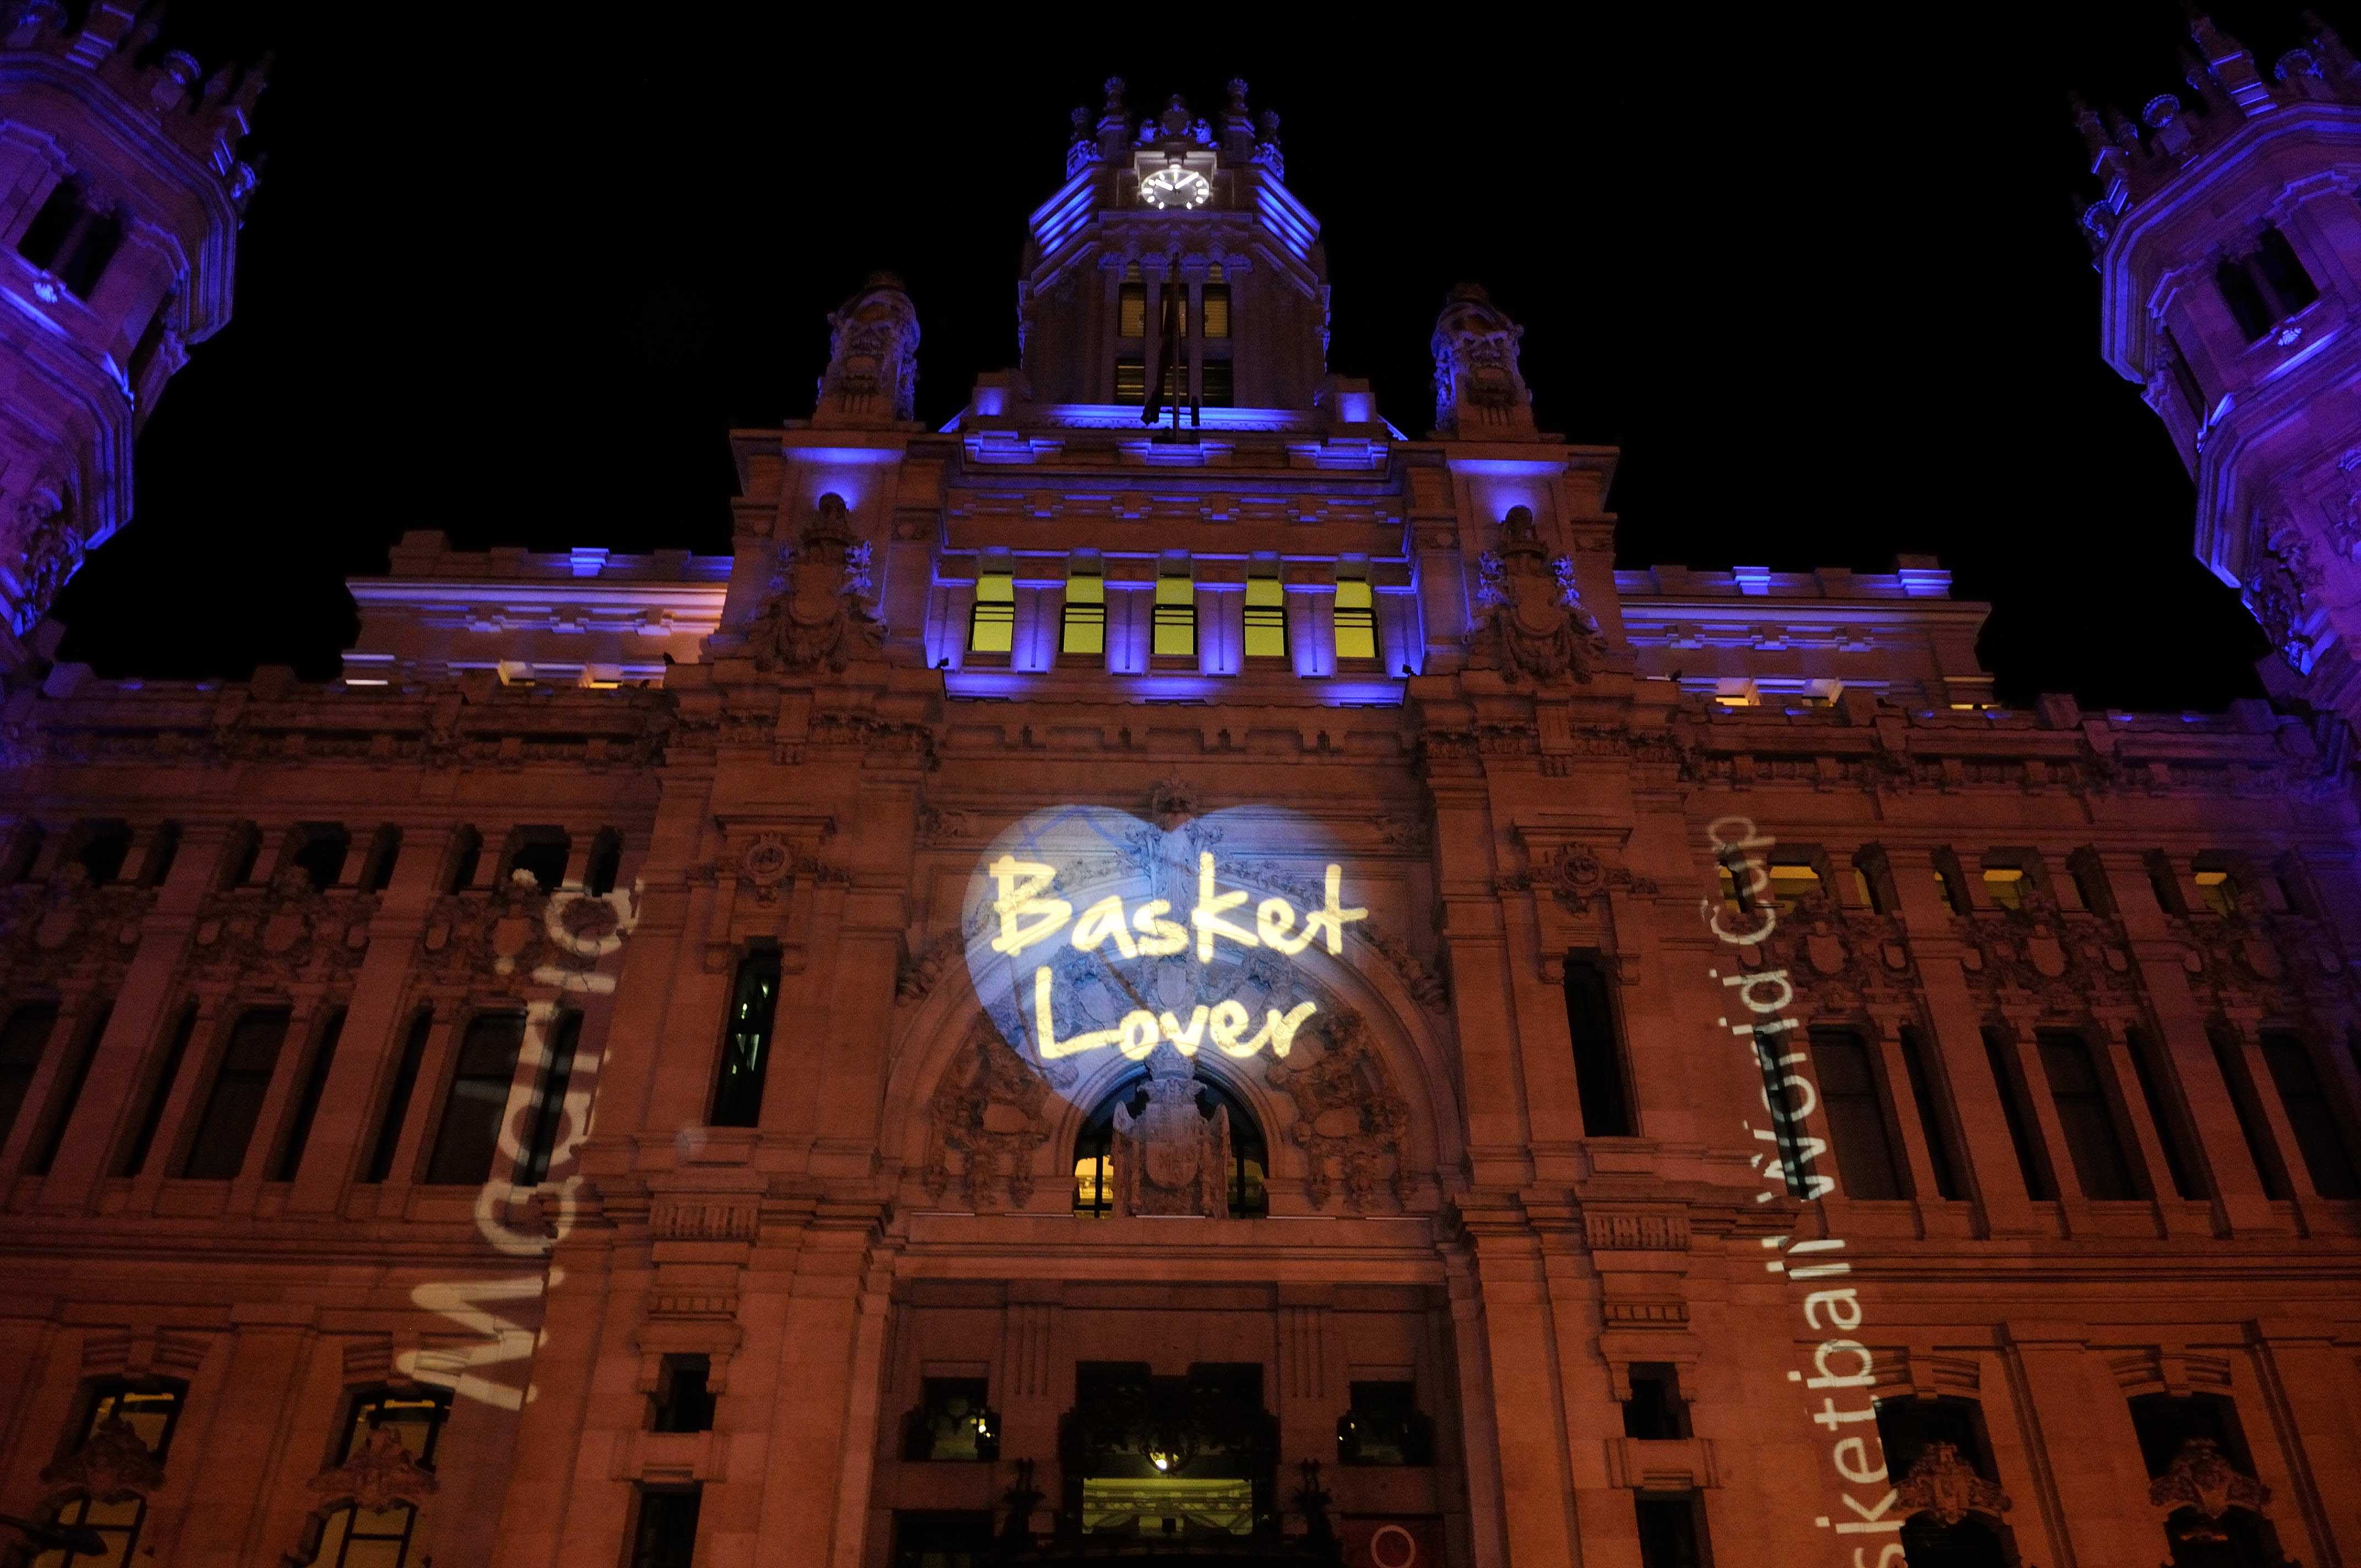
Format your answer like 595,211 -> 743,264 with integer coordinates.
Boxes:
1014,80 -> 1332,413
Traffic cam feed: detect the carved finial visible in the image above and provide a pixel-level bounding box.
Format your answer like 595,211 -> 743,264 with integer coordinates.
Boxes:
1430,284 -> 1535,439
1102,77 -> 1127,116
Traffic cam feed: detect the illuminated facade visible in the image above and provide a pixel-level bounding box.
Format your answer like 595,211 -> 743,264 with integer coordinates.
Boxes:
3,70 -> 2360,1568
0,9 -> 262,672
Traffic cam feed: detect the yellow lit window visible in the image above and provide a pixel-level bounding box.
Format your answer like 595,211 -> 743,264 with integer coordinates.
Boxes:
1768,862 -> 1821,907
969,569 -> 1014,655
1982,866 -> 2026,910
1333,576 -> 1377,662
1243,575 -> 1287,661
1153,572 -> 1196,660
1119,265 -> 1145,338
1201,277 -> 1230,339
1114,356 -> 1146,404
2193,868 -> 2237,917
1850,866 -> 1879,911
1062,568 -> 1105,658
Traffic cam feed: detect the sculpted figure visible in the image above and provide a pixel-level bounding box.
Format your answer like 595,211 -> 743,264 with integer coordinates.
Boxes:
1112,1044 -> 1231,1217
1470,505 -> 1607,683
815,273 -> 919,426
745,493 -> 884,673
1430,283 -> 1537,438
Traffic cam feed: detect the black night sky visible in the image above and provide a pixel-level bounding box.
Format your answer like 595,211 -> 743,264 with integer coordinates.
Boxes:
52,4 -> 2346,710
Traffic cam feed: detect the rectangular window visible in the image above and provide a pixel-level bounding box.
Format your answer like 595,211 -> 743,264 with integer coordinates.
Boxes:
2192,866 -> 2238,917
1766,858 -> 1821,910
513,1011 -> 583,1187
649,1355 -> 715,1434
1151,571 -> 1196,661
29,1000 -> 107,1175
0,1000 -> 59,1153
271,1009 -> 345,1183
1980,1028 -> 2055,1201
118,1005 -> 198,1177
423,1013 -> 524,1186
2124,1027 -> 2205,1200
1113,356 -> 1146,405
2036,1029 -> 2139,1200
1895,1026 -> 1963,1201
1060,568 -> 1106,659
1932,861 -> 1968,915
2210,1028 -> 2290,1199
967,569 -> 1015,656
1118,276 -> 1146,339
1982,865 -> 2026,910
307,1387 -> 448,1568
365,1009 -> 433,1183
2254,226 -> 2318,317
1198,358 -> 1233,407
42,1382 -> 186,1565
2259,1030 -> 2359,1198
1337,1380 -> 1434,1464
1332,577 -> 1377,663
2129,1392 -> 2254,1478
1620,1364 -> 1690,1442
1200,276 -> 1229,338
1564,955 -> 1635,1137
1242,575 -> 1288,662
628,1487 -> 703,1568
710,949 -> 781,1127
1633,1493 -> 1710,1568
1811,1028 -> 1906,1200
904,1377 -> 999,1461
2162,326 -> 2205,417
181,1007 -> 292,1180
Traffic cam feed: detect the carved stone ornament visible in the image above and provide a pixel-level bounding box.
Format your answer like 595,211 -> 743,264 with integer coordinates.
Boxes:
744,493 -> 885,673
192,864 -> 373,982
307,1425 -> 438,1513
2147,1438 -> 2270,1521
923,1020 -> 1070,1210
737,832 -> 793,905
416,875 -> 638,986
896,928 -> 962,1005
1430,283 -> 1536,438
9,490 -> 79,636
1147,774 -> 1205,829
40,1413 -> 165,1505
1113,1043 -> 1232,1217
1893,1441 -> 2010,1527
1263,1010 -> 1410,1212
1539,842 -> 1657,913
1468,507 -> 1608,684
0,864 -> 147,986
816,273 -> 919,425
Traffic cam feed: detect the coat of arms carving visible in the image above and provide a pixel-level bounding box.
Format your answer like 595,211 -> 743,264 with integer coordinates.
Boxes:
1112,1044 -> 1232,1217
1470,507 -> 1607,684
743,493 -> 885,673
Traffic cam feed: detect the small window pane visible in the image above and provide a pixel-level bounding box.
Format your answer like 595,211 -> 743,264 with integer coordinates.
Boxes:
1152,574 -> 1196,659
423,1014 -> 524,1185
1982,866 -> 2025,910
1333,578 -> 1377,662
1060,571 -> 1106,657
1243,576 -> 1287,661
968,570 -> 1014,655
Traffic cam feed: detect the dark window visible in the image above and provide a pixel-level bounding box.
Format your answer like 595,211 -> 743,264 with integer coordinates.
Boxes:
583,828 -> 623,897
358,826 -> 402,894
365,1009 -> 433,1183
2067,855 -> 2111,916
308,1388 -> 447,1568
903,1377 -> 999,1461
1336,1380 -> 1433,1465
1200,281 -> 1230,339
443,827 -> 482,894
423,1013 -> 523,1185
1620,1364 -> 1690,1441
1979,1028 -> 2054,1201
1,823 -> 44,884
140,822 -> 179,888
709,949 -> 780,1127
1895,1026 -> 1964,1200
72,821 -> 130,885
2217,256 -> 2275,341
222,823 -> 262,889
1633,1493 -> 1710,1568
1564,955 -> 1635,1137
2036,1030 -> 2139,1200
128,297 -> 171,385
1931,858 -> 1968,916
1876,1398 -> 2008,1568
628,1487 -> 703,1568
29,999 -> 107,1174
2129,1392 -> 2252,1478
2162,326 -> 2206,418
18,179 -> 81,268
1073,1071 -> 1267,1218
649,1355 -> 714,1434
2210,1028 -> 2289,1200
0,1000 -> 59,1153
513,1011 -> 583,1186
1118,277 -> 1146,338
2124,1028 -> 2205,1200
2258,1030 -> 2358,1198
1199,358 -> 1233,407
118,1005 -> 197,1177
891,1512 -> 995,1568
503,827 -> 570,892
42,1379 -> 185,1566
57,205 -> 122,298
291,824 -> 351,892
1813,1028 -> 1906,1200
181,1006 -> 292,1180
2252,226 -> 2318,317
2145,852 -> 2183,915
273,1009 -> 346,1182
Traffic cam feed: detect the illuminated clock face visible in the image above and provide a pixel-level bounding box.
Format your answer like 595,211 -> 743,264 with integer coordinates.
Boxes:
1140,164 -> 1211,210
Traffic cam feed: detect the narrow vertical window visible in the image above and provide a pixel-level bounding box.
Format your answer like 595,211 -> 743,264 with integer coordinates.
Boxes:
1113,355 -> 1146,404
1332,576 -> 1377,663
1151,570 -> 1196,661
1198,359 -> 1233,407
503,827 -> 570,892
1563,955 -> 1635,1137
56,205 -> 122,297
2217,256 -> 2275,341
2253,226 -> 2318,315
17,178 -> 81,268
181,1006 -> 293,1180
1893,1027 -> 1963,1200
1060,565 -> 1106,659
1978,1027 -> 2054,1201
583,828 -> 623,897
514,1011 -> 583,1186
628,1487 -> 704,1568
2162,326 -> 2205,418
423,1013 -> 524,1185
2210,1027 -> 2290,1200
365,1009 -> 434,1183
0,1000 -> 59,1152
118,1005 -> 198,1177
442,827 -> 482,894
71,820 -> 130,884
29,999 -> 108,1175
649,1355 -> 715,1434
1200,267 -> 1229,337
2035,1030 -> 2138,1200
2257,1030 -> 2359,1198
1117,265 -> 1146,338
1931,859 -> 1968,916
1242,573 -> 1288,661
2123,1027 -> 2205,1200
1812,1028 -> 1906,1199
1619,1364 -> 1690,1441
358,826 -> 403,894
967,568 -> 1015,656
273,1009 -> 345,1183
291,824 -> 352,891
139,822 -> 179,888
710,949 -> 780,1127
1979,865 -> 2026,910
1633,1494 -> 1711,1568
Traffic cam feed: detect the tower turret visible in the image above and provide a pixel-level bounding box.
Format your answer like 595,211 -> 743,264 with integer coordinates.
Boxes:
2079,12 -> 2361,728
1014,79 -> 1329,413
0,3 -> 264,669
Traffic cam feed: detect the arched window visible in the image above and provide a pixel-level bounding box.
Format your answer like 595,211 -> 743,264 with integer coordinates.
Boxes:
40,1378 -> 186,1566
1073,1070 -> 1267,1218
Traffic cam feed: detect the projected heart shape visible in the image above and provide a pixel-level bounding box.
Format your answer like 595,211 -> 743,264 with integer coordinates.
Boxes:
959,804 -> 1364,1070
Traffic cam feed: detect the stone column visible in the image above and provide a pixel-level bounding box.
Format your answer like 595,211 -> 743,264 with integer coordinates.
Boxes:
2092,1011 -> 2204,1236
2246,1323 -> 2361,1560
123,987 -> 225,1203
371,1007 -> 461,1211
171,1310 -> 315,1567
1998,1325 -> 2157,1568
